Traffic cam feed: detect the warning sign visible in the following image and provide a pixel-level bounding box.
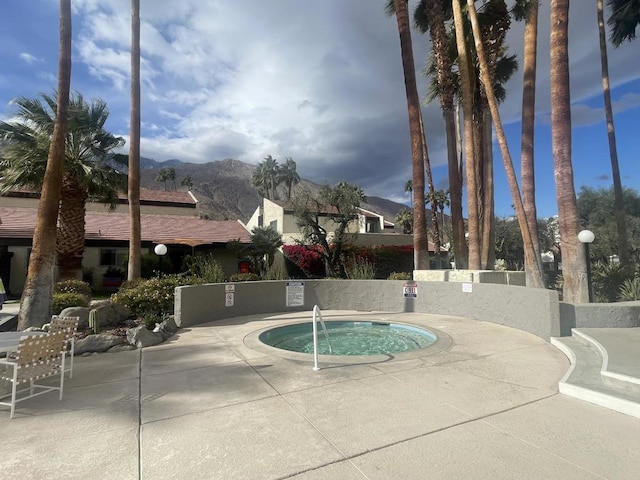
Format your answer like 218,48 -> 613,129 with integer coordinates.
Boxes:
403,282 -> 418,298
286,281 -> 305,307
225,292 -> 234,307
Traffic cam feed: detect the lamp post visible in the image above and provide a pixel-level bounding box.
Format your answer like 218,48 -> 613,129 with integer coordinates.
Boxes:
154,244 -> 167,277
578,230 -> 595,303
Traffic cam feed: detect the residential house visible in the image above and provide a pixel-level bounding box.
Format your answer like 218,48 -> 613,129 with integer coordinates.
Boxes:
0,188 -> 250,295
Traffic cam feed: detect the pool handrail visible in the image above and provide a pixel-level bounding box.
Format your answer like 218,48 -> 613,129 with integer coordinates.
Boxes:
312,305 -> 333,371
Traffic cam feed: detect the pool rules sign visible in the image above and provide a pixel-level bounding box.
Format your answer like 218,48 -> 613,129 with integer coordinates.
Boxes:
403,282 -> 418,298
286,281 -> 304,307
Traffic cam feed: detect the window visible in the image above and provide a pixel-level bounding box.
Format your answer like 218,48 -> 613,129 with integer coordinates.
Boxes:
269,220 -> 278,232
100,248 -> 128,267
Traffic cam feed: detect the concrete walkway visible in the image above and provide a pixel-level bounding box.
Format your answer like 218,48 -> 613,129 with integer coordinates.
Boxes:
2,309 -> 640,479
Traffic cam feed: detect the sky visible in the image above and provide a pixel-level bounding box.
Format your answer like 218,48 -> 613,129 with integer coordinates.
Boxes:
0,0 -> 638,219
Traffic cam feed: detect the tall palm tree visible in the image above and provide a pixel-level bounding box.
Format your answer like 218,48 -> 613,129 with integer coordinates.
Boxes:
466,0 -> 545,287
598,0 -> 630,266
279,157 -> 300,200
514,0 -> 543,286
128,0 -> 142,281
155,167 -> 170,190
390,0 -> 430,270
17,0 -> 72,329
167,167 -> 177,191
262,155 -> 280,199
607,0 -> 640,45
0,93 -> 126,281
452,0 -> 481,269
550,0 -> 589,302
181,174 -> 193,189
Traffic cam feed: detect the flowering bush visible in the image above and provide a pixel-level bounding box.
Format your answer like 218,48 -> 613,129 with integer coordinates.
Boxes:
54,279 -> 92,299
52,292 -> 90,315
283,245 -> 325,277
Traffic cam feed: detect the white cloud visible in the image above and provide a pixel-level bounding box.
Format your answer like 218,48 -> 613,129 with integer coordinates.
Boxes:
18,52 -> 42,64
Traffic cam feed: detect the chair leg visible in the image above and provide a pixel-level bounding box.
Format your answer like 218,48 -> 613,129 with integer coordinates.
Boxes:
69,338 -> 74,379
59,354 -> 65,401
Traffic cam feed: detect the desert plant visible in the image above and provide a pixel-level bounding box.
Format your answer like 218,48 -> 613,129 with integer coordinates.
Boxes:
591,262 -> 634,302
619,277 -> 640,301
388,272 -> 411,280
183,253 -> 226,283
54,279 -> 92,298
344,256 -> 376,280
52,292 -> 90,315
229,272 -> 260,282
263,255 -> 288,280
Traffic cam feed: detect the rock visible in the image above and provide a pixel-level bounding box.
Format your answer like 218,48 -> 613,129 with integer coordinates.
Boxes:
89,300 -> 131,328
59,307 -> 90,329
74,334 -> 126,355
153,316 -> 178,341
127,325 -> 163,348
108,344 -> 137,353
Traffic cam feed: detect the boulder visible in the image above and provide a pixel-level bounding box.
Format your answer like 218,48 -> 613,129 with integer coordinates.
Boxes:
90,300 -> 131,328
59,306 -> 91,329
108,344 -> 137,353
127,325 -> 163,348
153,316 -> 179,341
74,334 -> 126,355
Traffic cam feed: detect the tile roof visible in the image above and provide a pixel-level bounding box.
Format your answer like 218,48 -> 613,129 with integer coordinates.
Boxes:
0,207 -> 250,244
2,188 -> 198,206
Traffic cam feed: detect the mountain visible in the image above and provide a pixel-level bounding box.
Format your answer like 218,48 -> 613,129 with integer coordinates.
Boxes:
139,158 -> 411,226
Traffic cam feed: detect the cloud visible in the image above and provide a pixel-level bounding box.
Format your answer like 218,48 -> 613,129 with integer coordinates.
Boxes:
18,52 -> 42,64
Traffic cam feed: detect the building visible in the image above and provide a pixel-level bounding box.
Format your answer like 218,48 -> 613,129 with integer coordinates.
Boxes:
0,188 -> 250,295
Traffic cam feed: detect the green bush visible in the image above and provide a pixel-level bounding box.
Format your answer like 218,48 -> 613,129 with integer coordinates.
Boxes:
229,272 -> 260,282
592,262 -> 634,302
388,272 -> 411,280
183,253 -> 226,283
52,292 -> 90,315
54,279 -> 92,298
111,275 -> 184,318
619,277 -> 640,301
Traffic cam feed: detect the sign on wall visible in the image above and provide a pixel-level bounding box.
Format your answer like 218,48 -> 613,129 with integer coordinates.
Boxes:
286,281 -> 304,307
403,282 -> 418,298
225,284 -> 235,307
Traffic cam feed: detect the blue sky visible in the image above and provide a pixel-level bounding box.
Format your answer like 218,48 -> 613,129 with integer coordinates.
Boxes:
0,0 -> 638,219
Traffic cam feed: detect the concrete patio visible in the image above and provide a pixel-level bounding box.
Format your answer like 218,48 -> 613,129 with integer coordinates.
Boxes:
1,308 -> 640,479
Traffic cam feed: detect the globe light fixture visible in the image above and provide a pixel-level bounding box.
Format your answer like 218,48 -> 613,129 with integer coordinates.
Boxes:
154,244 -> 167,276
577,230 -> 595,302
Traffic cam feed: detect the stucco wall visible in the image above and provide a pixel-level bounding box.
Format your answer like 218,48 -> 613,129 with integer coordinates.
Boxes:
175,280 -> 562,340
559,301 -> 640,330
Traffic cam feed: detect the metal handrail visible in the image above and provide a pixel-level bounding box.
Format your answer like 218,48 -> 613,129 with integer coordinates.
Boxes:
312,305 -> 332,371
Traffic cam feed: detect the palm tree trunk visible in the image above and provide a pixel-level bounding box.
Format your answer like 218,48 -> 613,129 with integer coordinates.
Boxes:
520,0 -> 544,286
128,0 -> 142,281
19,0 -> 72,329
453,0 -> 481,270
393,0 -> 429,270
56,174 -> 88,280
550,0 -> 589,302
598,0 -> 629,266
445,107 -> 468,269
481,110 -> 495,270
419,110 -> 441,266
465,0 -> 545,287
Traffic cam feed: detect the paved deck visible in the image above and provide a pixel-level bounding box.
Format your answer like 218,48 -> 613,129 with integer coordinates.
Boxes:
2,309 -> 640,479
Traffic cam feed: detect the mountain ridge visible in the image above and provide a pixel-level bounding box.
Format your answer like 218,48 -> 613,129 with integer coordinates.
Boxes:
138,157 -> 412,227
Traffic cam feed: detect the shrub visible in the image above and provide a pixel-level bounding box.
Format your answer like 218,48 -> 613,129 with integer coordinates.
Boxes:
388,272 -> 411,280
111,275 -> 184,318
282,245 -> 324,277
54,279 -> 92,298
52,292 -> 89,315
344,256 -> 376,279
229,272 -> 260,282
591,262 -> 634,302
104,266 -> 126,279
183,253 -> 226,283
619,277 -> 640,301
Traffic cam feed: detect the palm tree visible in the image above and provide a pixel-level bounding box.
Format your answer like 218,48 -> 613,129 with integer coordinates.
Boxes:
249,226 -> 284,277
0,93 -> 126,281
607,0 -> 640,45
395,208 -> 414,234
181,174 -> 194,189
155,167 -> 170,190
17,0 -> 72,329
414,0 -> 468,270
390,0 -> 430,270
452,0 -> 481,269
514,0 -> 544,286
262,155 -> 280,199
550,0 -> 589,302
128,0 -> 142,281
167,167 -> 177,191
279,157 -> 300,200
598,0 -> 630,266
466,0 -> 545,287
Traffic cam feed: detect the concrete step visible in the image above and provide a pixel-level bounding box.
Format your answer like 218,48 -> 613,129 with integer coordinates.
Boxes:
551,334 -> 640,418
